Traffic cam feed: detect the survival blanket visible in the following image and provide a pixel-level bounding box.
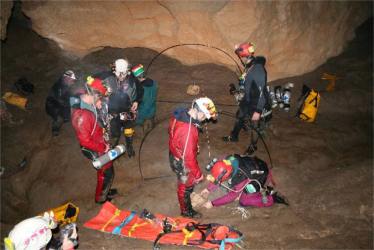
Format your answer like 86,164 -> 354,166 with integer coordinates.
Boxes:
84,202 -> 243,250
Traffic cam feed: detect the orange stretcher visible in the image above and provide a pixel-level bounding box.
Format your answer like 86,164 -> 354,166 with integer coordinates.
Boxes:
84,202 -> 243,250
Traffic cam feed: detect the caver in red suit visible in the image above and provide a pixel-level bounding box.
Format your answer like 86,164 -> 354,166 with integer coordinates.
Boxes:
168,97 -> 217,218
71,77 -> 114,204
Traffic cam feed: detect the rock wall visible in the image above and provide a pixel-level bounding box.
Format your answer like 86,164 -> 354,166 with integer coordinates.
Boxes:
20,0 -> 372,80
1,0 -> 14,40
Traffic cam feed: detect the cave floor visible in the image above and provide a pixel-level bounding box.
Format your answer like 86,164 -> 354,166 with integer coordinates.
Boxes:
1,11 -> 372,250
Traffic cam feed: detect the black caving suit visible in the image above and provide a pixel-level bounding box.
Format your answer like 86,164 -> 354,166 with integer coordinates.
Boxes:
230,57 -> 271,153
212,154 -> 288,206
229,154 -> 269,192
97,71 -> 143,157
45,76 -> 73,136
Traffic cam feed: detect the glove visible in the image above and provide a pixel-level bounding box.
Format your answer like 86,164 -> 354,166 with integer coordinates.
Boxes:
203,201 -> 213,209
200,188 -> 210,199
191,192 -> 206,208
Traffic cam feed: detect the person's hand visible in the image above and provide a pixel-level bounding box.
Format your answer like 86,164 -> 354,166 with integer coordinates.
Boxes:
62,241 -> 75,250
203,201 -> 213,209
251,112 -> 260,121
131,102 -> 138,112
200,188 -> 210,199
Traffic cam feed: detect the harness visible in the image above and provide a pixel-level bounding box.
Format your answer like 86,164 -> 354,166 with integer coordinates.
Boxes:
169,115 -> 198,183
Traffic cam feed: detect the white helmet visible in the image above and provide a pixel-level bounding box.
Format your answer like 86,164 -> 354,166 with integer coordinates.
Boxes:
7,212 -> 57,250
194,97 -> 217,120
114,59 -> 129,77
63,70 -> 76,80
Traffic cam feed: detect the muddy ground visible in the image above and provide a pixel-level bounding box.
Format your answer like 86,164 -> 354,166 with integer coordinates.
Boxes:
1,7 -> 373,250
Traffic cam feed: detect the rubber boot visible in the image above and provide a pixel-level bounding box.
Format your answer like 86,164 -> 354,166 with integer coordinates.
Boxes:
181,187 -> 202,219
95,164 -> 114,204
125,136 -> 135,158
107,188 -> 118,199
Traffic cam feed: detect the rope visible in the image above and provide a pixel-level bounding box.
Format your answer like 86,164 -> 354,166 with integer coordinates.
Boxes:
145,43 -> 243,76
137,115 -> 170,182
247,122 -> 274,170
218,110 -> 274,169
157,99 -> 237,107
204,123 -> 211,160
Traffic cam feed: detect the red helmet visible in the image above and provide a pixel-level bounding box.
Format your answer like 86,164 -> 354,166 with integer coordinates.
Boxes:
210,160 -> 233,183
86,76 -> 108,96
235,42 -> 255,57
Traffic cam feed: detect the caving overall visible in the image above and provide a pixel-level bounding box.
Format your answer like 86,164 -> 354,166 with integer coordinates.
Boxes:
135,78 -> 158,133
226,57 -> 272,154
168,108 -> 202,218
45,76 -> 73,136
102,73 -> 143,157
207,155 -> 287,207
71,103 -> 114,203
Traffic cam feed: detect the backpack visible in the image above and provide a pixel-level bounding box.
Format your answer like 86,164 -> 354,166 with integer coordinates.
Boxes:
297,85 -> 320,122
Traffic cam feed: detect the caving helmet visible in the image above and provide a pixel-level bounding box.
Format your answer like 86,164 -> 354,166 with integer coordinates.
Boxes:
235,42 -> 255,58
131,64 -> 145,78
63,70 -> 76,80
208,160 -> 233,184
194,97 -> 217,120
6,212 -> 57,250
86,76 -> 108,96
113,58 -> 129,78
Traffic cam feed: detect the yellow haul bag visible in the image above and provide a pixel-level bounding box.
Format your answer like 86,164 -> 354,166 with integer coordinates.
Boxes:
41,202 -> 79,226
297,86 -> 320,122
2,92 -> 29,110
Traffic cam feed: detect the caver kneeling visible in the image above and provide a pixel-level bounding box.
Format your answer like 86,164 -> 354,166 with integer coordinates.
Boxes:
201,154 -> 288,209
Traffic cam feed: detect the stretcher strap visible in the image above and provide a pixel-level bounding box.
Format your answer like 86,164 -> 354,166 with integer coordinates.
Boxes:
219,235 -> 243,250
182,228 -> 195,245
101,209 -> 121,232
128,222 -> 148,237
112,211 -> 137,235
